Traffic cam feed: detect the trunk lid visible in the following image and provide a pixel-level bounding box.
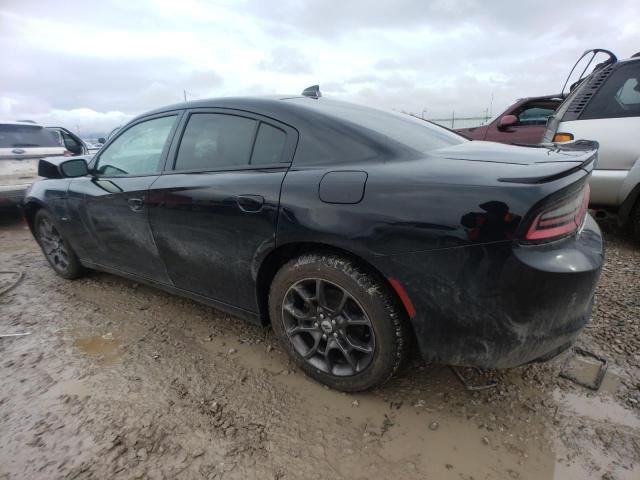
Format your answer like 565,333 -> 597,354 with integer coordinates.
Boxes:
431,140 -> 595,166
430,140 -> 597,184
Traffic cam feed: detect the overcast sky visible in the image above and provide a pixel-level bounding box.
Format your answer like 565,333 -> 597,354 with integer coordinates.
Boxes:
1,0 -> 638,135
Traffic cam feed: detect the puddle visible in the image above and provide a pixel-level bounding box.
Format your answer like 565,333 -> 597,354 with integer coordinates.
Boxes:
47,379 -> 91,398
73,333 -> 121,366
560,352 -> 621,394
553,389 -> 640,429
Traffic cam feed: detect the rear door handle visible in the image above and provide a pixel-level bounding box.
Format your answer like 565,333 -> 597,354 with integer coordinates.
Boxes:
127,197 -> 145,212
237,194 -> 264,212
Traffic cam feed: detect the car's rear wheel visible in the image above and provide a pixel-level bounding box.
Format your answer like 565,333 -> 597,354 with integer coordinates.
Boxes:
630,200 -> 640,242
269,253 -> 408,392
34,209 -> 85,279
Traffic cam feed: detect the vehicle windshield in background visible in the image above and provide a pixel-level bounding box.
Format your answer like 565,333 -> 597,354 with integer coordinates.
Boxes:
0,124 -> 60,148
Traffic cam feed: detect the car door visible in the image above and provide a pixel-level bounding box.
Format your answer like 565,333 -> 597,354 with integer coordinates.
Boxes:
47,127 -> 88,155
486,100 -> 560,144
66,113 -> 182,282
147,109 -> 297,312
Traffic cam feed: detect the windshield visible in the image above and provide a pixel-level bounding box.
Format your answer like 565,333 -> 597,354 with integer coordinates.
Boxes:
0,124 -> 60,148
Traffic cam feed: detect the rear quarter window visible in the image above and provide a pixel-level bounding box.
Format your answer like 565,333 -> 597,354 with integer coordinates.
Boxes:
290,99 -> 465,155
0,124 -> 60,148
581,61 -> 640,119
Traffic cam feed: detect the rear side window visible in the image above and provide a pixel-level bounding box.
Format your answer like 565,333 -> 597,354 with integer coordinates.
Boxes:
0,124 -> 60,148
175,114 -> 257,171
251,123 -> 286,165
581,61 -> 640,119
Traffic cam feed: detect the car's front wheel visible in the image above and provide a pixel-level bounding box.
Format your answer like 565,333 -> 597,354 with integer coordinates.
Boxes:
269,253 -> 408,392
34,209 -> 85,279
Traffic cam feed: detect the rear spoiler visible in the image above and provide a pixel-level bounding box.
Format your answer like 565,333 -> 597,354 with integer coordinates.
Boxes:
499,140 -> 598,184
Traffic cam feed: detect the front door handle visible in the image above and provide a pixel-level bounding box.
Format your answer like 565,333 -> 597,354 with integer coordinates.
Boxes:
127,197 -> 145,212
237,194 -> 264,212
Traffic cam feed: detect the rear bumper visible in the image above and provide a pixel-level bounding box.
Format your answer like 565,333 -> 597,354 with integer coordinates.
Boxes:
0,184 -> 29,207
378,214 -> 604,368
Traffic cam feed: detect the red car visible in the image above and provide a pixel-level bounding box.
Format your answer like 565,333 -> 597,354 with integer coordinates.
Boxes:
456,95 -> 563,144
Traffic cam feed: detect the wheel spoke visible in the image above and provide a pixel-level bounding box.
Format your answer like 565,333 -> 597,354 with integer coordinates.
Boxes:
283,302 -> 309,320
343,333 -> 373,354
323,340 -> 334,373
334,291 -> 349,314
292,284 -> 314,305
287,324 -> 318,336
303,332 -> 322,358
343,310 -> 369,326
333,335 -> 357,371
315,279 -> 327,308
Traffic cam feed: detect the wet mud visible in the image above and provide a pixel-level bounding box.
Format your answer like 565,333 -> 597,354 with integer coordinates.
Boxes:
0,213 -> 638,479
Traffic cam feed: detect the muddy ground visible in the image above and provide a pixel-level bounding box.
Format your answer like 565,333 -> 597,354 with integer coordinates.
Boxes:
0,212 -> 638,480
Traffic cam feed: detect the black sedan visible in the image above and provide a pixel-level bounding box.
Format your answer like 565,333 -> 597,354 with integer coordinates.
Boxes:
23,92 -> 604,391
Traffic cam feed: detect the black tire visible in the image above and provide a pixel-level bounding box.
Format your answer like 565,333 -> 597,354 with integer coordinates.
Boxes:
269,253 -> 408,392
630,201 -> 640,242
34,209 -> 86,279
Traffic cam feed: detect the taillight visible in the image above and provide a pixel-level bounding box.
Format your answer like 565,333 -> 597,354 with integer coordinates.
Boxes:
525,184 -> 590,242
553,133 -> 574,143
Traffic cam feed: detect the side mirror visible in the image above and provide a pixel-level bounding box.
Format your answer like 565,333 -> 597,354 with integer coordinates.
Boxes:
60,158 -> 89,177
497,114 -> 518,130
38,158 -> 89,179
97,137 -> 106,144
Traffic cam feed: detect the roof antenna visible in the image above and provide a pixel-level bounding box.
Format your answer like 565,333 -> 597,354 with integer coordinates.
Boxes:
301,85 -> 322,99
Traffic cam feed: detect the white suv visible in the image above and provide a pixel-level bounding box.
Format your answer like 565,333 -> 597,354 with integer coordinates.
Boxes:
543,53 -> 640,240
0,121 -> 66,207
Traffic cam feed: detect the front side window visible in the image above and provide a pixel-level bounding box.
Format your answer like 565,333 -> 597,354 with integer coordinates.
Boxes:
95,115 -> 176,176
175,114 -> 257,171
581,62 -> 640,119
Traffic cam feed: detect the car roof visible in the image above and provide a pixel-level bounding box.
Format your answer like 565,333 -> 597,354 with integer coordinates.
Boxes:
616,55 -> 640,65
515,94 -> 564,102
0,120 -> 45,127
130,95 -> 412,134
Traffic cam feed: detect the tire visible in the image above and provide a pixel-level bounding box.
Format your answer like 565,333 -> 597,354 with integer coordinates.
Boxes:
269,253 -> 408,392
630,200 -> 640,242
34,209 -> 86,279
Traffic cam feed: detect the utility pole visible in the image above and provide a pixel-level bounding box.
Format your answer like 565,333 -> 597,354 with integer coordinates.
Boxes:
183,90 -> 187,102
489,92 -> 494,118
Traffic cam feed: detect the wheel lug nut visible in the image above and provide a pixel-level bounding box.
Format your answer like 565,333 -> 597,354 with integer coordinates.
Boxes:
331,319 -> 336,325
314,322 -> 319,328
319,313 -> 324,319
322,334 -> 327,340
333,332 -> 338,337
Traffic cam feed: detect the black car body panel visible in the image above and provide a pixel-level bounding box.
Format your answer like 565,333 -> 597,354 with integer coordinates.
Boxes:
23,97 -> 604,369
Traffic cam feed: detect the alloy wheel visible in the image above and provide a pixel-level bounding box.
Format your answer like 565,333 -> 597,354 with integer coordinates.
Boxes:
37,217 -> 70,272
281,278 -> 375,376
